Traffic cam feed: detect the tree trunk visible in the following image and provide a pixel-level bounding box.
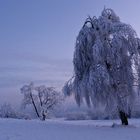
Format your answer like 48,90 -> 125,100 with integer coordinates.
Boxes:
30,92 -> 40,118
41,111 -> 46,121
119,110 -> 128,125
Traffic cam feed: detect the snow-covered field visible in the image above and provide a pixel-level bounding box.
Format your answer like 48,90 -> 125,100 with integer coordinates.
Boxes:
0,118 -> 140,140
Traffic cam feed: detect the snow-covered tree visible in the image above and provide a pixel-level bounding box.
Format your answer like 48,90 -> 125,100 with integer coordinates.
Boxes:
35,85 -> 63,120
21,83 -> 63,120
0,103 -> 17,118
63,8 -> 140,125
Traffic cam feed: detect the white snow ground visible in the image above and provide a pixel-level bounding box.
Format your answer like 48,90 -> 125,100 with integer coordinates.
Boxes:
0,118 -> 140,140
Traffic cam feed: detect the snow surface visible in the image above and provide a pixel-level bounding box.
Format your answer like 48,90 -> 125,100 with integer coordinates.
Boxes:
0,118 -> 140,140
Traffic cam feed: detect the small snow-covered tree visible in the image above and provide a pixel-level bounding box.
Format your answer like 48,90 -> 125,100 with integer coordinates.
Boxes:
21,83 -> 63,120
35,85 -> 63,120
63,8 -> 140,125
0,103 -> 17,118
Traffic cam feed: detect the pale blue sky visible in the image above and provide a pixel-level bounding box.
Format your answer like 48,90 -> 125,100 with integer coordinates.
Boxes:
0,0 -> 140,103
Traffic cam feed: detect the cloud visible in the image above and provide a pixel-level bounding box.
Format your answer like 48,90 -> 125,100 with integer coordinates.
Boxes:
0,58 -> 73,91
